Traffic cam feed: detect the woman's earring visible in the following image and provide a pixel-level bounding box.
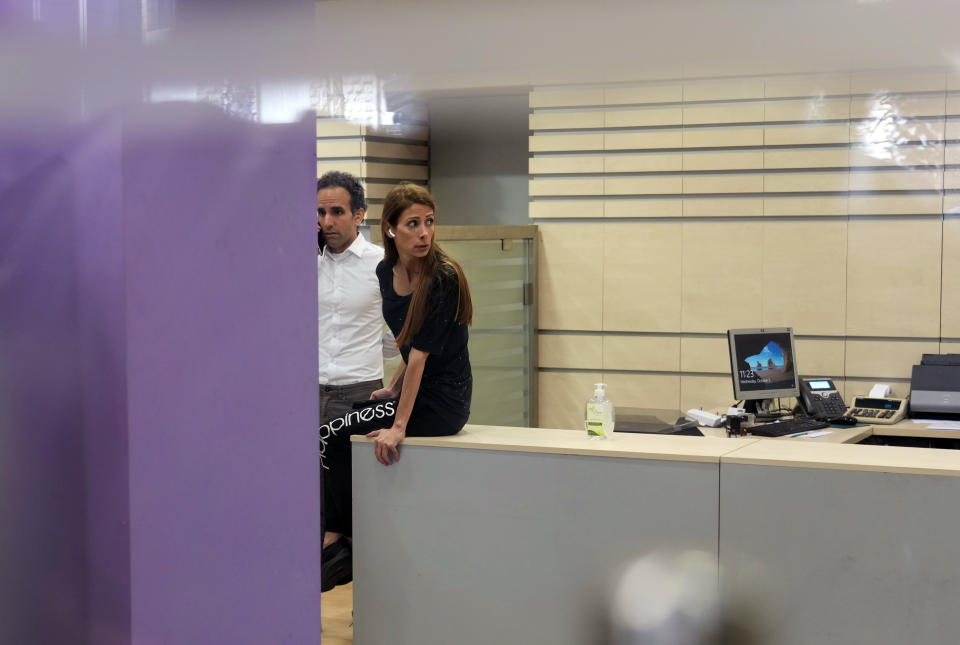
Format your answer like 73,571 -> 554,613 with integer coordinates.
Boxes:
387,229 -> 396,238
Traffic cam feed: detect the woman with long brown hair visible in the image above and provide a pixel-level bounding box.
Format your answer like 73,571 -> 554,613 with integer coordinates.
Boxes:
318,183 -> 472,591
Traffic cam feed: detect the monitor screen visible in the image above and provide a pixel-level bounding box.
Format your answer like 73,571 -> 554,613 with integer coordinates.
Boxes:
727,328 -> 800,401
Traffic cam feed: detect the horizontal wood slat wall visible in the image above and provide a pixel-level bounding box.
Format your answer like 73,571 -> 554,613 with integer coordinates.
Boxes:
531,70 -> 960,429
316,117 -> 429,223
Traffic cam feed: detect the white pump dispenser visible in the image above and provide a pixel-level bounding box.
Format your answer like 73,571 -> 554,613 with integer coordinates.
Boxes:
585,382 -> 615,439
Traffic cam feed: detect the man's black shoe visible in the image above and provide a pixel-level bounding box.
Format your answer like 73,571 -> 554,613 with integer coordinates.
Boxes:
321,537 -> 352,592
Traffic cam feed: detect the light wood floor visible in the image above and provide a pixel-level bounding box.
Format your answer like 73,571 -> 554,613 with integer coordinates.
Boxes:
321,582 -> 354,644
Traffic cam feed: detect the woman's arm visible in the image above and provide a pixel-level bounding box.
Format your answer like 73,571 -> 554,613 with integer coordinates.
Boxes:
367,348 -> 427,465
370,359 -> 405,400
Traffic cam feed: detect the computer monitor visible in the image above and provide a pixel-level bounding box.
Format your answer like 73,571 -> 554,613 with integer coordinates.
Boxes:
727,327 -> 800,414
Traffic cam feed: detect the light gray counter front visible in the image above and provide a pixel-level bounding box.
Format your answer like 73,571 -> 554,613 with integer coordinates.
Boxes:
350,426 -> 960,645
351,429 -> 725,645
720,442 -> 960,645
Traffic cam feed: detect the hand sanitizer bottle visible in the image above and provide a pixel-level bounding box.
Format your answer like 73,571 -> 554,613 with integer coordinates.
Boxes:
585,382 -> 615,439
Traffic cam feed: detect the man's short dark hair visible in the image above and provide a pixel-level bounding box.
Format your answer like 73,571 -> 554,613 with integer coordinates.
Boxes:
317,171 -> 367,213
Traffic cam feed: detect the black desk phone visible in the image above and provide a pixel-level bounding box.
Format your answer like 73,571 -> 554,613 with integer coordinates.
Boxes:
799,378 -> 848,420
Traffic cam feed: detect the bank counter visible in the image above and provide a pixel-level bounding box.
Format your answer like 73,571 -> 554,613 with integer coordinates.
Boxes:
350,423 -> 960,645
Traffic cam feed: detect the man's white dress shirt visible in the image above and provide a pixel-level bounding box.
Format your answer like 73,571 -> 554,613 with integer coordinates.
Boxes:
318,233 -> 395,385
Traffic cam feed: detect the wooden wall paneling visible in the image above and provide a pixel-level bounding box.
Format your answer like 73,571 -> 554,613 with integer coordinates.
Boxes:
529,200 -> 603,219
942,215 -> 960,337
530,88 -> 604,108
604,107 -> 682,128
683,150 -> 763,171
537,370 -> 602,429
316,139 -> 362,158
763,98 -> 850,122
682,103 -> 764,125
363,162 -> 428,181
605,153 -> 682,173
316,119 -> 363,137
605,131 -> 684,150
849,95 -> 946,120
764,123 -> 849,146
683,174 -> 763,194
763,196 -> 848,216
683,78 -> 764,102
529,178 -> 604,196
603,373 -> 681,411
844,378 -> 911,399
845,339 -> 940,379
848,169 -> 943,192
945,170 -> 960,190
604,199 -> 683,218
764,74 -> 851,99
849,71 -> 947,95
530,73 -> 959,417
849,143 -> 943,167
761,219 -> 848,335
764,171 -> 848,193
605,176 -> 682,195
847,195 -> 944,216
604,84 -> 683,105
682,198 -> 763,217
538,334 -> 603,369
944,143 -> 960,165
794,338 -> 845,377
948,97 -> 960,119
680,375 -> 733,412
846,217 -> 942,337
364,123 -> 430,141
529,156 -> 604,174
850,118 -> 945,145
603,222 -> 683,332
679,336 -> 730,374
764,148 -> 850,169
537,223 -> 604,330
681,220 -> 763,333
530,134 -> 604,152
364,182 -> 405,200
317,160 -> 362,177
602,335 -> 681,372
529,110 -> 604,130
363,141 -> 429,161
683,126 -> 763,148
945,195 -> 960,215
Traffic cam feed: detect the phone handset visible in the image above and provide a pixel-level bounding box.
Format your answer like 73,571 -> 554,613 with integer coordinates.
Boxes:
799,378 -> 847,420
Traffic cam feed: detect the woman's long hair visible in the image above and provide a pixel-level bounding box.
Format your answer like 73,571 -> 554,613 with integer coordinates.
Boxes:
380,184 -> 472,347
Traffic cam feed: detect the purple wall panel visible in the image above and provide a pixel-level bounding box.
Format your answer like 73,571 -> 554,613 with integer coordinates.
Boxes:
1,103 -> 320,645
73,118 -> 131,645
0,128 -> 90,645
120,104 -> 320,644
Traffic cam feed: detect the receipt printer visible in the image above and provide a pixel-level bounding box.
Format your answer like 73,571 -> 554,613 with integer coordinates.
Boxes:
910,354 -> 960,418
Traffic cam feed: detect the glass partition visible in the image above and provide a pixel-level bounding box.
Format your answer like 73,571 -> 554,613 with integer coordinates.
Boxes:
377,226 -> 537,427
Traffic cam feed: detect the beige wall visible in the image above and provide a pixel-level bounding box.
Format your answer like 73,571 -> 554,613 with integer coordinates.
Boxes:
532,71 -> 960,429
316,114 -> 429,224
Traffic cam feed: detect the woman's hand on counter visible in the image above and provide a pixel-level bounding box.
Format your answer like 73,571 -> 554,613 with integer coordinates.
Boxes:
367,426 -> 405,466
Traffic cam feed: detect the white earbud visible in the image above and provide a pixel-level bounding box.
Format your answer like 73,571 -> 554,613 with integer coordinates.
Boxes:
387,229 -> 396,238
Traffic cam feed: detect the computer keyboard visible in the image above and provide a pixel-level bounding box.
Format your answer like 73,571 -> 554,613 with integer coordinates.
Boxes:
747,416 -> 829,437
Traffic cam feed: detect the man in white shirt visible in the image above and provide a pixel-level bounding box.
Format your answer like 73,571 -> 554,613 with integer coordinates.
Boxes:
316,170 -> 396,591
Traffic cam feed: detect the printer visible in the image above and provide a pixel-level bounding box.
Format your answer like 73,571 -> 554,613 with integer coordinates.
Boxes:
910,354 -> 960,419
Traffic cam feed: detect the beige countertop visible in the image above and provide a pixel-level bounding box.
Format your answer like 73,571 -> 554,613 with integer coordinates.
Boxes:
353,420 -> 960,475
720,437 -> 960,477
353,424 -> 756,463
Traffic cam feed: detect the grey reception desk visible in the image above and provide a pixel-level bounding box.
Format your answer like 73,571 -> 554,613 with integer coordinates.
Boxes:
350,424 -> 960,645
